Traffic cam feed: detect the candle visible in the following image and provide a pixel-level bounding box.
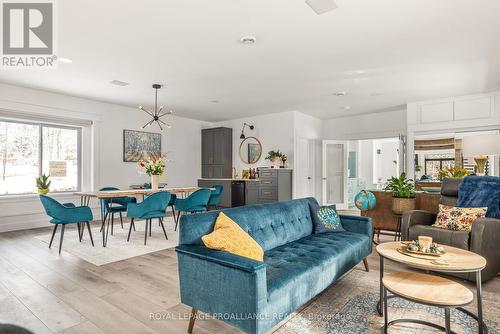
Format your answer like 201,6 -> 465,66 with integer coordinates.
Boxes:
418,236 -> 433,249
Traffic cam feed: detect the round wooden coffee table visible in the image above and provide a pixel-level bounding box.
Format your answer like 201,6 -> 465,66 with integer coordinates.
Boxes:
383,271 -> 473,333
377,241 -> 488,333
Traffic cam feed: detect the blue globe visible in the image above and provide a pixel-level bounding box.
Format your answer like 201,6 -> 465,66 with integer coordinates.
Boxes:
354,190 -> 376,211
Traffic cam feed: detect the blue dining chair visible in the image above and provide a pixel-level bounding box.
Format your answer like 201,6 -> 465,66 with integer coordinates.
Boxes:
39,195 -> 94,254
126,191 -> 171,245
99,187 -> 137,235
173,188 -> 211,231
207,185 -> 223,210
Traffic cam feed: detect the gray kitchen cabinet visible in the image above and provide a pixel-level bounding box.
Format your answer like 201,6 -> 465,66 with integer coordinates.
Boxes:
257,168 -> 292,204
245,181 -> 260,205
201,127 -> 232,178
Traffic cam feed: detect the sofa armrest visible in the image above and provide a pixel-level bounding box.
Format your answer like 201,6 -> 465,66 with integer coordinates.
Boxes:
401,210 -> 436,241
471,218 -> 500,281
175,245 -> 267,332
176,245 -> 266,273
339,215 -> 372,236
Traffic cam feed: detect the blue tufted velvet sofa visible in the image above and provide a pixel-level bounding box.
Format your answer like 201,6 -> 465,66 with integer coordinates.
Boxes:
175,198 -> 372,334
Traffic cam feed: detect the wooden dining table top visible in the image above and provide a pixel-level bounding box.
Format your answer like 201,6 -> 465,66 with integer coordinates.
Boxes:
74,186 -> 214,198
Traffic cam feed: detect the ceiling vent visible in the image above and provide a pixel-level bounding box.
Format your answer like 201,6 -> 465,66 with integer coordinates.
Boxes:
305,0 -> 338,15
110,80 -> 129,87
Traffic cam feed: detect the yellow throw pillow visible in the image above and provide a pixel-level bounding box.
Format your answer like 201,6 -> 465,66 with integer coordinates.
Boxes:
202,212 -> 264,261
433,204 -> 487,231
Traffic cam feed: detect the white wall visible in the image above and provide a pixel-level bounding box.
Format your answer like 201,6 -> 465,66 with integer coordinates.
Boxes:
213,111 -> 296,173
406,91 -> 500,177
322,109 -> 406,140
0,83 -> 208,232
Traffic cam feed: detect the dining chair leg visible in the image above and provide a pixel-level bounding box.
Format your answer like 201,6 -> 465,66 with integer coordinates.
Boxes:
49,224 -> 58,248
78,222 -> 84,242
119,212 -> 124,228
111,213 -> 115,235
159,217 -> 168,240
127,218 -> 134,242
149,219 -> 152,237
144,219 -> 149,245
86,221 -> 94,246
171,206 -> 177,223
59,224 -> 66,254
77,223 -> 81,242
132,219 -> 136,231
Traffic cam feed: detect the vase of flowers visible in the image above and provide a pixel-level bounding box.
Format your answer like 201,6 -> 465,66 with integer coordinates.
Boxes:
438,166 -> 469,180
138,157 -> 165,190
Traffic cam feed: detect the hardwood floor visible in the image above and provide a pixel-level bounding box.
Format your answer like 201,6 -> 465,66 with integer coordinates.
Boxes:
0,223 -> 498,334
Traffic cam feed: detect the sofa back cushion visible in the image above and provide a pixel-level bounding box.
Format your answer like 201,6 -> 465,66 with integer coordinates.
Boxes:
179,198 -> 317,251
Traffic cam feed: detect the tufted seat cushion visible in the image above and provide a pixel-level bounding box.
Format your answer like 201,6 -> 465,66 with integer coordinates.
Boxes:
265,231 -> 371,301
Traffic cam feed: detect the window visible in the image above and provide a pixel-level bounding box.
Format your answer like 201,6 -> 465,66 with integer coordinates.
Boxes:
0,120 -> 81,195
424,154 -> 455,179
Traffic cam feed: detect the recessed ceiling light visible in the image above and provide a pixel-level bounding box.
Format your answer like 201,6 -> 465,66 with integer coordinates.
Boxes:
240,36 -> 257,45
354,77 -> 370,81
333,91 -> 347,97
340,106 -> 352,110
211,100 -> 220,103
305,0 -> 338,15
110,80 -> 129,87
57,57 -> 72,64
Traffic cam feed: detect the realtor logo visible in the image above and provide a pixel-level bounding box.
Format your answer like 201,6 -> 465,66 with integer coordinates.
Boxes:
1,0 -> 57,68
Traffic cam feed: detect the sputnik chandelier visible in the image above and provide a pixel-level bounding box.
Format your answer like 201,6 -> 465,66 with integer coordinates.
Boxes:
139,84 -> 173,130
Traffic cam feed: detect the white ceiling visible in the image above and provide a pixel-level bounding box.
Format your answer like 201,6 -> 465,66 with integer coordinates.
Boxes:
1,0 -> 499,122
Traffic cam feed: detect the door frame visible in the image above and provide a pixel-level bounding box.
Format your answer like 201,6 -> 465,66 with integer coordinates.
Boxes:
322,140 -> 348,209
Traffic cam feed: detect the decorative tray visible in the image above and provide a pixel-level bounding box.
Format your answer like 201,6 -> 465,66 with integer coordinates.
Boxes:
399,240 -> 445,257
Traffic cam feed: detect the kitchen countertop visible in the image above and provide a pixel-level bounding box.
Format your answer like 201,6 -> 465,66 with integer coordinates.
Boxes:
198,178 -> 260,182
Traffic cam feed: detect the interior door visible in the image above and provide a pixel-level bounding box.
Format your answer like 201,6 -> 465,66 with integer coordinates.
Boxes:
322,140 -> 348,209
295,137 -> 315,199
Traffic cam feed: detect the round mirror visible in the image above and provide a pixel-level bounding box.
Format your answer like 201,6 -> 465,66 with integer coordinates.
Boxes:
239,137 -> 262,164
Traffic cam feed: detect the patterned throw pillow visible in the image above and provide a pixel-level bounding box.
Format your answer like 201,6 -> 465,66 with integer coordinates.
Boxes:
202,212 -> 264,261
433,204 -> 487,231
309,203 -> 344,234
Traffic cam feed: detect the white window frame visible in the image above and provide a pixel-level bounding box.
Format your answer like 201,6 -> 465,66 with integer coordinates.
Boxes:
0,118 -> 82,196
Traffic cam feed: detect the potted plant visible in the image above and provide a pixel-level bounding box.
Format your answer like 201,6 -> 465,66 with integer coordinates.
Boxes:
36,174 -> 51,195
138,157 -> 165,190
265,150 -> 284,168
384,172 -> 416,215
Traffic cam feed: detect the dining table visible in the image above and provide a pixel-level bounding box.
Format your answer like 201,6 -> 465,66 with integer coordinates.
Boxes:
73,187 -> 214,247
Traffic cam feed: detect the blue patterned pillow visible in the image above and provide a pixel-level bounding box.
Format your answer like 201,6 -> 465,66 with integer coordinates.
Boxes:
309,203 -> 344,233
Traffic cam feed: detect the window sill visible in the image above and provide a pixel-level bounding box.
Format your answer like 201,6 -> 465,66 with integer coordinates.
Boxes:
0,192 -> 79,203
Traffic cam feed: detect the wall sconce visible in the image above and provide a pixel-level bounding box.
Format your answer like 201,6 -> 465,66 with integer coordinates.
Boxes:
240,123 -> 254,139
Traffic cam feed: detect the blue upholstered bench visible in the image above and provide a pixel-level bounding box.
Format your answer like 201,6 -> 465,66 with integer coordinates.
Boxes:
176,197 -> 372,334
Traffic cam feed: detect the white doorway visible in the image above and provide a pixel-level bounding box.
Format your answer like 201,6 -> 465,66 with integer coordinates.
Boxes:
295,137 -> 315,199
322,140 -> 348,209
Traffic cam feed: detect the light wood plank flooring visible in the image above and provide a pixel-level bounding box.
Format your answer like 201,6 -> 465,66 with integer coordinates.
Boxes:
0,223 -> 498,334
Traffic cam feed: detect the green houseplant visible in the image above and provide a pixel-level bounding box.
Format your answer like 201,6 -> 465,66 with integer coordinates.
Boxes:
265,150 -> 284,168
384,172 -> 416,214
36,174 -> 51,195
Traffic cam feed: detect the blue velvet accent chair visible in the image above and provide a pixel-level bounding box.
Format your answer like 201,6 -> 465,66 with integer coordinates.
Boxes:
173,188 -> 212,231
168,193 -> 178,222
176,198 -> 372,334
207,185 -> 223,210
99,187 -> 137,235
39,195 -> 94,254
126,191 -> 171,245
